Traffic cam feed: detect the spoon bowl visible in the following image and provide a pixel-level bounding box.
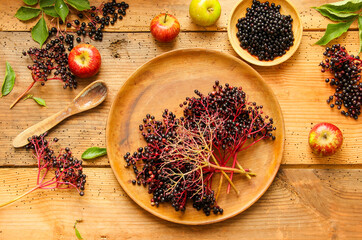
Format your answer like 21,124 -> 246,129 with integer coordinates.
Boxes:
72,81 -> 108,113
12,80 -> 108,148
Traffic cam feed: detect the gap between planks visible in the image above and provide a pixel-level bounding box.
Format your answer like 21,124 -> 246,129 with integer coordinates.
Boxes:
0,29 -> 360,33
1,164 -> 361,169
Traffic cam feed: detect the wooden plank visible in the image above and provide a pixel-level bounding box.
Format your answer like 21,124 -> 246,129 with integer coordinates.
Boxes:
0,168 -> 361,239
0,0 -> 358,32
0,31 -> 360,166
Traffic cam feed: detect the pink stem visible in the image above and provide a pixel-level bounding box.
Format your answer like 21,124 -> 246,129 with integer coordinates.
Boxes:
9,81 -> 35,109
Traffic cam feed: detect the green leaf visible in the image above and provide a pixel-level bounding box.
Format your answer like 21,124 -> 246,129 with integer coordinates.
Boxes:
74,220 -> 83,240
23,0 -> 38,5
81,147 -> 107,160
66,0 -> 90,11
312,6 -> 358,22
15,7 -> 41,21
31,15 -> 49,47
55,0 -> 69,22
358,16 -> 362,53
43,6 -> 59,18
40,0 -> 55,8
319,0 -> 362,13
24,94 -> 47,107
1,62 -> 16,97
315,20 -> 354,45
32,96 -> 47,107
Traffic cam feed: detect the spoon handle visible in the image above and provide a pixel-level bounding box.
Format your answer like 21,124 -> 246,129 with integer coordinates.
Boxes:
12,108 -> 71,148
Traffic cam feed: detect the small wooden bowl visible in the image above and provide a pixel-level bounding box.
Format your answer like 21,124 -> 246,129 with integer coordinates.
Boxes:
227,0 -> 303,66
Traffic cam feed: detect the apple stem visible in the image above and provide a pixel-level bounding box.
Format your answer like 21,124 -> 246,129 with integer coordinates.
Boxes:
208,7 -> 214,13
164,13 -> 168,23
323,132 -> 328,139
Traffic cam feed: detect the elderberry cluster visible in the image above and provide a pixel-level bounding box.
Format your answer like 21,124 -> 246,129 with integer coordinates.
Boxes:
50,0 -> 129,43
25,133 -> 86,196
22,37 -> 77,89
183,81 -> 276,146
236,0 -> 294,61
320,44 -> 362,119
124,82 -> 276,216
125,109 -> 221,215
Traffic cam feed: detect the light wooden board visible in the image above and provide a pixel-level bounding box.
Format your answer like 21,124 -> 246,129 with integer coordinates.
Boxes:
0,0 -> 359,32
0,31 -> 360,166
1,0 -> 362,238
0,168 -> 361,239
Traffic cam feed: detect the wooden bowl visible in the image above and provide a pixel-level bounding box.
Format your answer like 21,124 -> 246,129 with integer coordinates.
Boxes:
106,49 -> 285,225
227,0 -> 303,66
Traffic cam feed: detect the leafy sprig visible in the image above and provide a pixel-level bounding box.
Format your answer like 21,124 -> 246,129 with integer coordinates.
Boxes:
74,220 -> 83,240
81,147 -> 107,160
15,0 -> 90,47
24,94 -> 47,107
312,0 -> 362,53
1,62 -> 16,97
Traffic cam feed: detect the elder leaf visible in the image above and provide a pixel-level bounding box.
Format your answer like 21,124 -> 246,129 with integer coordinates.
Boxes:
1,62 -> 16,97
15,7 -> 41,21
32,96 -> 47,107
43,6 -> 59,18
74,220 -> 83,240
55,0 -> 69,22
319,0 -> 362,13
24,94 -> 47,107
315,20 -> 354,45
66,0 -> 90,11
40,0 -> 55,8
23,0 -> 38,5
81,147 -> 107,160
31,15 -> 49,47
312,6 -> 358,22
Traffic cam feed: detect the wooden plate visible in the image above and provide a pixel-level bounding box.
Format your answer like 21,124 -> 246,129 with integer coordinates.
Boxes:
106,49 -> 285,225
227,0 -> 303,66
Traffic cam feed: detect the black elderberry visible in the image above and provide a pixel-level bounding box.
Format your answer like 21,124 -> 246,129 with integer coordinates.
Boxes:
320,45 -> 361,119
236,0 -> 294,61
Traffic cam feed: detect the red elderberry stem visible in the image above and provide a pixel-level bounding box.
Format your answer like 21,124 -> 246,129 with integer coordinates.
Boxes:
9,80 -> 35,109
0,185 -> 40,208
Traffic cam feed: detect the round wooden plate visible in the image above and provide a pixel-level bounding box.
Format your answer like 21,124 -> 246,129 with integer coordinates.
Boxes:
106,49 -> 285,225
228,0 -> 303,66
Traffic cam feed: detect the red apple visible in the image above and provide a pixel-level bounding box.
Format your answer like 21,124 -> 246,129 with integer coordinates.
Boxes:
68,44 -> 101,78
150,13 -> 180,42
308,122 -> 343,156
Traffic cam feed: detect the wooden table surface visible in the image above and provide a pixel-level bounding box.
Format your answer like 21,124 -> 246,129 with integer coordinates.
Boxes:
0,0 -> 361,239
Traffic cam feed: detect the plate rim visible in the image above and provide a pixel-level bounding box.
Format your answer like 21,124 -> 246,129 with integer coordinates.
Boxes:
106,48 -> 285,225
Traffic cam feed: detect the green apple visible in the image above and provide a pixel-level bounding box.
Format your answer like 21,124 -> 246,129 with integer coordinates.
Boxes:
189,0 -> 221,27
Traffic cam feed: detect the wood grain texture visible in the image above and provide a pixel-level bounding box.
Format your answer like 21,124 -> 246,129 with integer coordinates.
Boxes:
0,0 -> 361,238
0,31 -> 360,166
12,81 -> 108,148
0,0 -> 359,32
0,168 -> 361,239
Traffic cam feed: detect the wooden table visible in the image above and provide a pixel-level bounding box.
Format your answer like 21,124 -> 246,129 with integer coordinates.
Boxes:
0,0 -> 361,239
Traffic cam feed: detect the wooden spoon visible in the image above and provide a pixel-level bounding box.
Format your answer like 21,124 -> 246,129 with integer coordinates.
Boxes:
12,80 -> 108,148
